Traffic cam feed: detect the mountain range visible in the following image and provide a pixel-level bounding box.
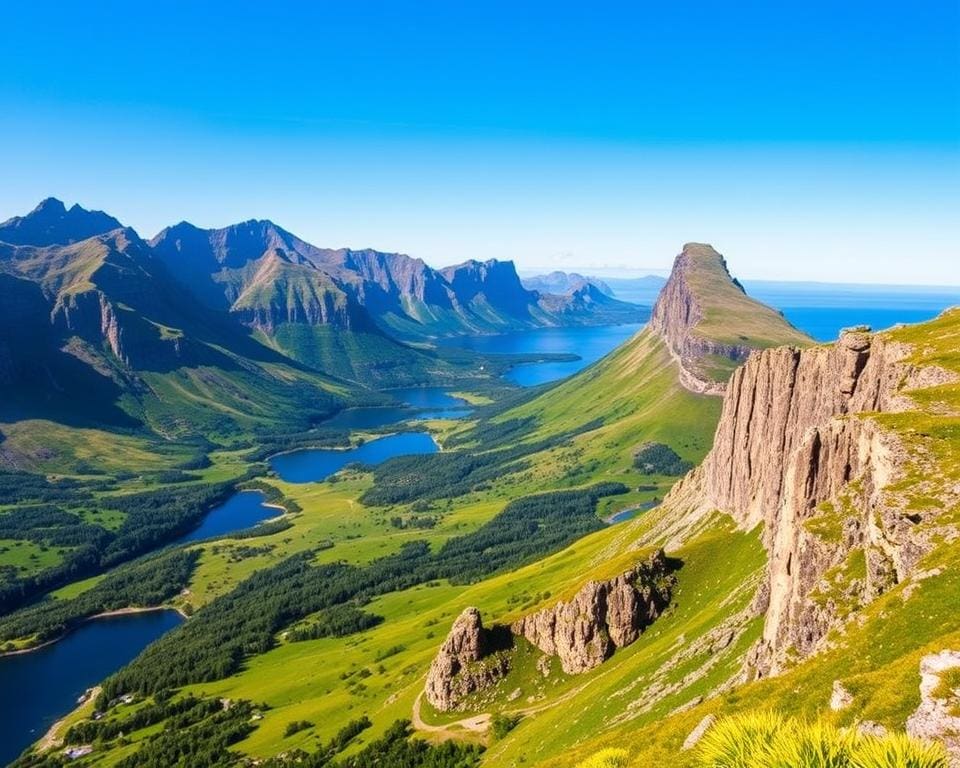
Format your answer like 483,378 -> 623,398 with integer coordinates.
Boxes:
0,198 -> 646,435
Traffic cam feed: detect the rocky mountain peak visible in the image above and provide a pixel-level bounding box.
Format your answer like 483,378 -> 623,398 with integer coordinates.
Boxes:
0,198 -> 123,247
649,243 -> 810,395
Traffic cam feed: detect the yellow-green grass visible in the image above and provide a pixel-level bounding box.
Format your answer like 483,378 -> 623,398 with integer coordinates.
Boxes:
0,538 -> 72,577
150,511 -> 763,765
49,573 -> 108,600
450,391 -> 495,406
687,711 -> 946,768
0,419 -> 186,476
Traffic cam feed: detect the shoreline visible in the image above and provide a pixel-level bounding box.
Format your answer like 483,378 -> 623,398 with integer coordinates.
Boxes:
0,605 -> 186,658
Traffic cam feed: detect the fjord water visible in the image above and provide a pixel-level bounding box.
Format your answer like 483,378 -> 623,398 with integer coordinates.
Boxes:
270,432 -> 439,483
443,324 -> 644,386
175,489 -> 279,545
0,610 -> 183,765
745,283 -> 960,343
321,388 -> 471,429
779,306 -> 950,343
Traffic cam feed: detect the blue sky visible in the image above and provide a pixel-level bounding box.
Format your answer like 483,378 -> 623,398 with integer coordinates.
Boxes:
1,1 -> 958,283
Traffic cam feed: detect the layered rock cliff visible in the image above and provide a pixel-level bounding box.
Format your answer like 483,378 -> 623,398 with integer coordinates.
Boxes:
654,327 -> 945,675
425,552 -> 675,711
649,243 -> 810,395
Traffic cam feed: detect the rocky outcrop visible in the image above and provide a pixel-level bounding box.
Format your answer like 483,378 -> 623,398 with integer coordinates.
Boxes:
424,608 -> 511,712
53,290 -> 128,365
425,553 -> 676,710
907,651 -> 960,767
653,327 -> 941,675
512,550 -> 674,674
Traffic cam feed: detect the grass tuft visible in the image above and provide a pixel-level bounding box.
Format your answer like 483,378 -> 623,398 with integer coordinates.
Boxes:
691,712 -> 947,768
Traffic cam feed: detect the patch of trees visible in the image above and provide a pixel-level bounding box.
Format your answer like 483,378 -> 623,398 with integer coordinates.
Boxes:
266,719 -> 481,768
633,442 -> 694,476
0,505 -> 110,549
226,518 -> 293,540
430,483 -> 627,583
111,699 -> 259,768
444,416 -> 538,449
0,470 -> 94,505
241,479 -> 304,514
328,719 -> 482,768
64,693 -> 216,745
287,605 -> 383,642
245,428 -> 351,463
94,483 -> 625,698
0,550 -> 198,647
99,482 -> 237,566
390,515 -> 437,529
0,477 -> 238,616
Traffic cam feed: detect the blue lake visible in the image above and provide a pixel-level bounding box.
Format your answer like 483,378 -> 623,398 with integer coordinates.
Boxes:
442,324 -> 644,386
322,388 -> 471,430
176,489 -> 279,545
0,610 -> 183,766
269,432 -> 438,483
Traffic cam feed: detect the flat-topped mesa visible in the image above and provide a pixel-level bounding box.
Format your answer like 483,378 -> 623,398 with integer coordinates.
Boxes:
424,552 -> 676,712
649,243 -> 810,395
652,324 -> 954,676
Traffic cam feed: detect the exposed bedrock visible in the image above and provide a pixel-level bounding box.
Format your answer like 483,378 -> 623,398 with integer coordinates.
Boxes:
655,328 -> 946,675
424,551 -> 675,711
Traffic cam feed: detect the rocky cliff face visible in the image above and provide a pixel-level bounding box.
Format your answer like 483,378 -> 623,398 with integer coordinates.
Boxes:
512,550 -> 674,674
656,328 -> 943,675
425,552 -> 675,711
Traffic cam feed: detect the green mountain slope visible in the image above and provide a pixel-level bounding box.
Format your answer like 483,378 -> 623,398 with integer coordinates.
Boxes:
0,216 -> 351,450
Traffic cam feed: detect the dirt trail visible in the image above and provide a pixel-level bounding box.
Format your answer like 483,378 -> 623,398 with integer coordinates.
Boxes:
412,692 -> 491,736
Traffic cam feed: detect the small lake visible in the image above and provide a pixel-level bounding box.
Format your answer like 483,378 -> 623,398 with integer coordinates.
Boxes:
322,388 -> 471,430
441,324 -> 644,386
0,610 -> 183,766
176,490 -> 279,545
269,432 -> 438,483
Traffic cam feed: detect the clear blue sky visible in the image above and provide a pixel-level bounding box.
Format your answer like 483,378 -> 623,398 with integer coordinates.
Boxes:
1,1 -> 958,283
